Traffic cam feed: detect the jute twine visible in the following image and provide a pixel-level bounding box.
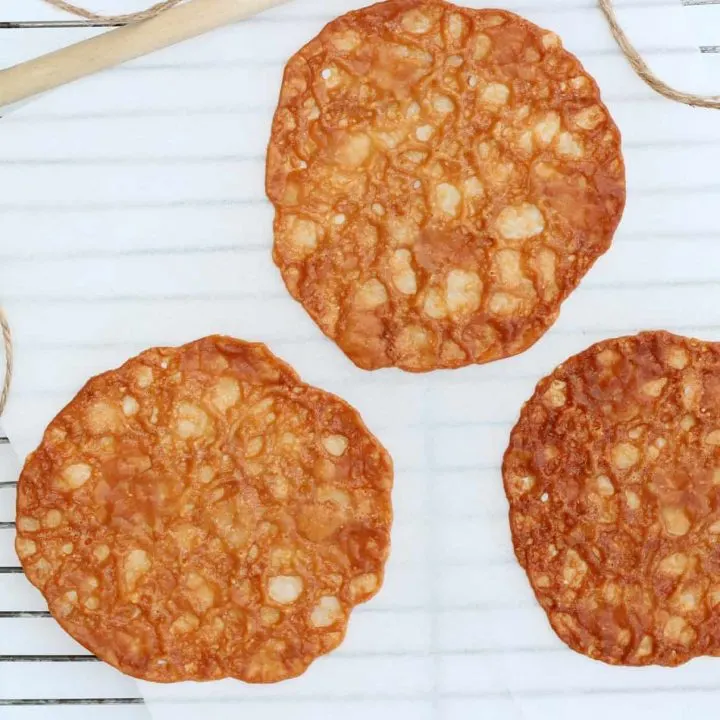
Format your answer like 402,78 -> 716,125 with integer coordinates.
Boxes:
1,0 -> 713,420
0,308 -> 11,419
598,0 -> 720,110
40,0 -> 184,23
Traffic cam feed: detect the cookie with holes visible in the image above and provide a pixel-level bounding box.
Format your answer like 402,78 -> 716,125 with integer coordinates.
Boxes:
15,336 -> 393,683
267,0 -> 625,371
504,331 -> 720,666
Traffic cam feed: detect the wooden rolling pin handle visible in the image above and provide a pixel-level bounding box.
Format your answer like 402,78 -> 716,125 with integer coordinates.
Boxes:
0,0 -> 288,109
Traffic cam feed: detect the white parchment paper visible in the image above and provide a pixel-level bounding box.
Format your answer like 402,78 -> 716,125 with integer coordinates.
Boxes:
2,1 -> 720,718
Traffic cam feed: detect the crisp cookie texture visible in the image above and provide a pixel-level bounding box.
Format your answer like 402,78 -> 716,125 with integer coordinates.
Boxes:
267,0 -> 625,372
16,336 -> 393,683
504,332 -> 720,666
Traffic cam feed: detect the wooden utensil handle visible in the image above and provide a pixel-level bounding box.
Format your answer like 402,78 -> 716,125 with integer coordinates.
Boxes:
0,0 -> 288,108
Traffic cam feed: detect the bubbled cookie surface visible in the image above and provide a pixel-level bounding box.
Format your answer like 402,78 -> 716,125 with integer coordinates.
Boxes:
16,336 -> 393,683
504,332 -> 720,666
267,0 -> 625,371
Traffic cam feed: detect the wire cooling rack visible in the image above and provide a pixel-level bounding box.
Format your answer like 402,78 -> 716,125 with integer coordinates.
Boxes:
0,1 -> 718,718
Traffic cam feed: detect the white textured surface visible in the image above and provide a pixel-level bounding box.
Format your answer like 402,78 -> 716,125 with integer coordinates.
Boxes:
1,0 -> 719,718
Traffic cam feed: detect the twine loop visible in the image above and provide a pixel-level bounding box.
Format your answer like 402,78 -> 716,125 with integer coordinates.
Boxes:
0,308 -> 11,418
598,0 -> 720,110
41,0 -> 184,24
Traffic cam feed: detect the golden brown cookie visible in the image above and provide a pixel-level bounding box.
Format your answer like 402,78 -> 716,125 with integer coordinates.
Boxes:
504,331 -> 720,666
267,0 -> 625,372
15,336 -> 393,683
